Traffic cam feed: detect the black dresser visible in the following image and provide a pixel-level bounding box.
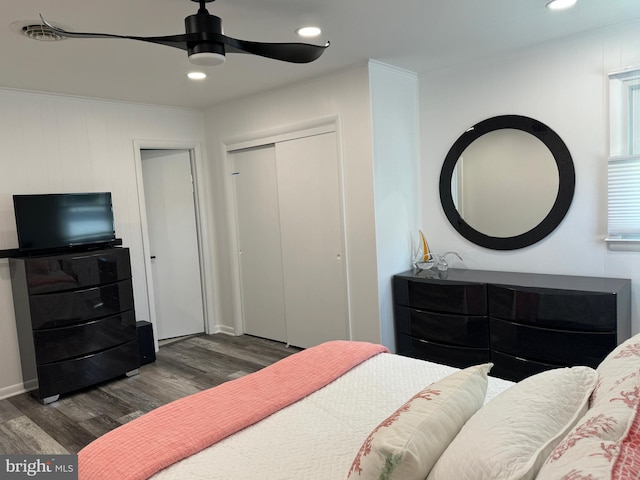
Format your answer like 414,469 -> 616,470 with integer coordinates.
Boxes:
393,269 -> 631,382
10,247 -> 139,403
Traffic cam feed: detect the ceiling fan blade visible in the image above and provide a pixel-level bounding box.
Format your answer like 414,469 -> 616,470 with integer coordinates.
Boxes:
221,36 -> 329,63
40,14 -> 191,51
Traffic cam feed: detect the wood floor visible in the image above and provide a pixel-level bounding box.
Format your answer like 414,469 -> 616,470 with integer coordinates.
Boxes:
0,334 -> 300,454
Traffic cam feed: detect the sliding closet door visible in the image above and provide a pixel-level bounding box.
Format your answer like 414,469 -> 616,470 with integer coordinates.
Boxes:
276,132 -> 348,348
231,145 -> 287,342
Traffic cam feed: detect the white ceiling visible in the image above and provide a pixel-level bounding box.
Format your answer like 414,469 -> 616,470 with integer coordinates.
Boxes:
2,0 -> 640,109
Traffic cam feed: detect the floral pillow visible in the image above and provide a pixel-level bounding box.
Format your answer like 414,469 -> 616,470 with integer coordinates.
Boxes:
536,334 -> 640,480
592,335 -> 640,408
346,363 -> 492,480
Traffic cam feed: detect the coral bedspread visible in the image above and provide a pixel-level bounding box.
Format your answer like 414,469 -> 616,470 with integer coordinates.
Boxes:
78,340 -> 388,480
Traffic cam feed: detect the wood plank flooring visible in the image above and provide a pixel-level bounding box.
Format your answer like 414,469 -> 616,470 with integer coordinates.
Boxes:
0,334 -> 300,454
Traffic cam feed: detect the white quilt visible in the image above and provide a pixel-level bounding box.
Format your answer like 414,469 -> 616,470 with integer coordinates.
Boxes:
152,354 -> 514,480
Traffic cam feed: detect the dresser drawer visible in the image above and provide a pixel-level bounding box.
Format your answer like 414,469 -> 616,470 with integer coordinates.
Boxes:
35,340 -> 139,399
489,285 -> 617,331
34,310 -> 137,364
24,248 -> 131,294
395,304 -> 489,348
490,350 -> 561,382
396,333 -> 490,369
29,279 -> 135,330
394,276 -> 486,315
490,317 -> 616,368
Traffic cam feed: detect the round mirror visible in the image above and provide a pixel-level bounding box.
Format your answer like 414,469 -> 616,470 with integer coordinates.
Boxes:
439,115 -> 575,250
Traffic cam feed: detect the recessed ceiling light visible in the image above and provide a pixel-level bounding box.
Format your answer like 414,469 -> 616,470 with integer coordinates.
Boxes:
545,0 -> 577,10
296,26 -> 322,38
187,71 -> 207,80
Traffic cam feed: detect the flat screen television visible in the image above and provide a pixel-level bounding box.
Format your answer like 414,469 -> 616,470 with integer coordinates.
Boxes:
13,192 -> 117,253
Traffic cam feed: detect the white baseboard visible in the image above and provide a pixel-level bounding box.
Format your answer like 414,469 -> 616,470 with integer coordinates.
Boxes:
0,382 -> 29,400
213,325 -> 237,336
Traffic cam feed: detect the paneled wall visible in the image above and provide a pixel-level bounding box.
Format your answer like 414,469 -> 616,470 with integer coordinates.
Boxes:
0,89 -> 206,398
369,61 -> 421,350
420,20 -> 640,333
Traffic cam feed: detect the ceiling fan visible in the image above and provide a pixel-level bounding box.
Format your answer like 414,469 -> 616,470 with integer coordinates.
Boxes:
39,0 -> 329,66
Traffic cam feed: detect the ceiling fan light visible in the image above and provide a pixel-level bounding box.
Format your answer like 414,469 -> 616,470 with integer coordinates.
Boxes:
187,71 -> 207,80
189,52 -> 226,66
545,0 -> 577,10
296,26 -> 322,38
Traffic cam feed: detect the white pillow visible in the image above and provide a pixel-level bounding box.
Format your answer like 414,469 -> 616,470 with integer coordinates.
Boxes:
427,366 -> 598,480
346,363 -> 492,480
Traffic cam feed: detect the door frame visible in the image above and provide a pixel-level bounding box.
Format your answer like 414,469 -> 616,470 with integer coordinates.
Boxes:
223,115 -> 350,338
133,139 -> 213,350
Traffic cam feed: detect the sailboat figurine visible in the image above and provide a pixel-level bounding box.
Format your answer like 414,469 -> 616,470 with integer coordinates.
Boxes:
413,230 -> 436,270
419,230 -> 431,262
413,230 -> 463,272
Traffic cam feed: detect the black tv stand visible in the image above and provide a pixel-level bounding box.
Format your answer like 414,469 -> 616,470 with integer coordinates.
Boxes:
0,239 -> 123,259
0,248 -> 20,259
9,246 -> 139,403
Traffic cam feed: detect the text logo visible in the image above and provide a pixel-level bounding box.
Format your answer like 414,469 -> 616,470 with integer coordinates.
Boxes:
1,455 -> 77,480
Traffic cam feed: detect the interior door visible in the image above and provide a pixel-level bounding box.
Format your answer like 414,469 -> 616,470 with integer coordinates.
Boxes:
141,149 -> 205,340
231,145 -> 287,342
275,132 -> 348,348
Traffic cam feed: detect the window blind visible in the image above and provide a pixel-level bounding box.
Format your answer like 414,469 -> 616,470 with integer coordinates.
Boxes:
608,155 -> 640,238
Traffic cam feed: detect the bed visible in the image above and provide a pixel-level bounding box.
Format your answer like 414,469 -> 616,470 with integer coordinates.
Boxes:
78,335 -> 640,480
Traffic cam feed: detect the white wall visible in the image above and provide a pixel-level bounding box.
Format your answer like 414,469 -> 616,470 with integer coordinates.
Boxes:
420,20 -> 640,333
0,89 -> 206,398
369,61 -> 421,350
204,64 -> 382,344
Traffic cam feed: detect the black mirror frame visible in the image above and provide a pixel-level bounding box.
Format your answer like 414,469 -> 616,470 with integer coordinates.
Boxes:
439,115 -> 575,250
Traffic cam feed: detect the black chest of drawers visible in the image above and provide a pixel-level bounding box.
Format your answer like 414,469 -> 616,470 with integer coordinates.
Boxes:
393,269 -> 631,382
10,247 -> 139,403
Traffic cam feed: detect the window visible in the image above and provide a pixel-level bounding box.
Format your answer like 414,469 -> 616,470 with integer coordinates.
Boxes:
607,67 -> 640,248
